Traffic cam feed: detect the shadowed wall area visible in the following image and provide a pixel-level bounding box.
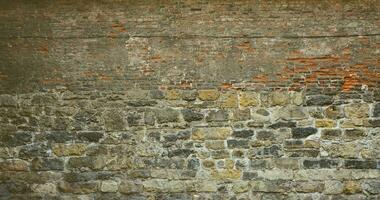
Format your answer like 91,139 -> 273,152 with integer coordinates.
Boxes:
0,0 -> 379,199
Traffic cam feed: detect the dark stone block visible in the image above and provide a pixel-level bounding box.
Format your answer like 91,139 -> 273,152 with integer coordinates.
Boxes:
167,149 -> 194,158
256,130 -> 275,140
77,131 -> 104,142
374,103 -> 380,117
256,109 -> 270,116
303,159 -> 339,169
291,127 -> 318,138
227,139 -> 249,149
19,143 -> 50,158
149,90 -> 165,99
187,157 -> 200,170
242,172 -> 258,180
344,160 -> 377,169
269,121 -> 296,129
181,109 -> 203,122
164,130 -> 191,142
0,131 -> 32,147
306,95 -> 334,106
232,129 -> 254,138
31,157 -> 64,171
344,129 -> 366,139
127,112 -> 143,126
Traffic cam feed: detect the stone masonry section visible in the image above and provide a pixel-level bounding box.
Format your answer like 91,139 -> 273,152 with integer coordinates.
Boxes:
0,1 -> 379,200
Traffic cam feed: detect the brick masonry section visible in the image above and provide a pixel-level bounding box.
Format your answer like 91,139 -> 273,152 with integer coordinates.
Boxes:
0,1 -> 379,199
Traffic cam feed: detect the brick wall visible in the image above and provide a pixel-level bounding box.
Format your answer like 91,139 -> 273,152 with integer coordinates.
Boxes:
0,1 -> 379,199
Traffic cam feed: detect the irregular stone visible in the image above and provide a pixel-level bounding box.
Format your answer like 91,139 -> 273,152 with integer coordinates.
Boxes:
255,145 -> 282,157
306,95 -> 334,106
31,158 -> 64,171
363,119 -> 380,127
344,129 -> 366,139
344,103 -> 369,118
322,142 -> 358,158
155,108 -> 179,123
321,129 -> 342,140
181,90 -> 197,101
343,159 -> 377,169
205,140 -> 225,150
343,181 -> 362,194
250,180 -> 292,193
125,90 -> 149,100
119,181 -> 143,194
202,160 -> 215,168
31,93 -> 58,105
294,181 -> 324,193
303,159 -> 339,169
0,131 -> 32,147
67,156 -> 106,170
149,90 -> 165,99
0,94 -> 17,107
77,131 -> 104,142
270,91 -> 289,106
19,143 -> 50,158
324,180 -> 343,194
165,89 -> 182,100
227,139 -> 249,149
362,180 -> 380,194
232,109 -> 251,121
239,91 -> 259,107
315,119 -> 336,128
273,158 -> 300,169
242,172 -> 258,180
268,121 -> 296,129
211,169 -> 241,180
187,157 -> 200,170
100,180 -> 118,193
187,181 -> 217,192
164,130 -> 190,142
232,129 -> 254,138
374,103 -> 380,117
167,149 -> 194,158
276,105 -> 308,120
143,179 -> 185,192
206,110 -> 228,122
232,181 -> 249,193
211,150 -> 230,159
58,181 -> 98,194
31,183 -> 57,194
181,109 -> 203,122
126,100 -> 157,107
126,111 -> 143,126
219,92 -> 238,108
256,109 -> 270,116
291,127 -> 318,138
256,130 -> 275,140
325,105 -> 343,119
191,127 -> 231,140
53,143 -> 86,156
198,90 -> 219,101
104,110 -> 126,131
291,92 -> 304,105
0,159 -> 29,171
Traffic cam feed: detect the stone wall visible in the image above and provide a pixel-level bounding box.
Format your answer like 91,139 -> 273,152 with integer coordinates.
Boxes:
0,1 -> 379,199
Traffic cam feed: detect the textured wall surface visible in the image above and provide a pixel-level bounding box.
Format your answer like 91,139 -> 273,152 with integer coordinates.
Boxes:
0,0 -> 380,199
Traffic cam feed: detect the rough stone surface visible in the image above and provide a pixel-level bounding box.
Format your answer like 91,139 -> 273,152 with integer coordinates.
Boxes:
0,1 -> 379,199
